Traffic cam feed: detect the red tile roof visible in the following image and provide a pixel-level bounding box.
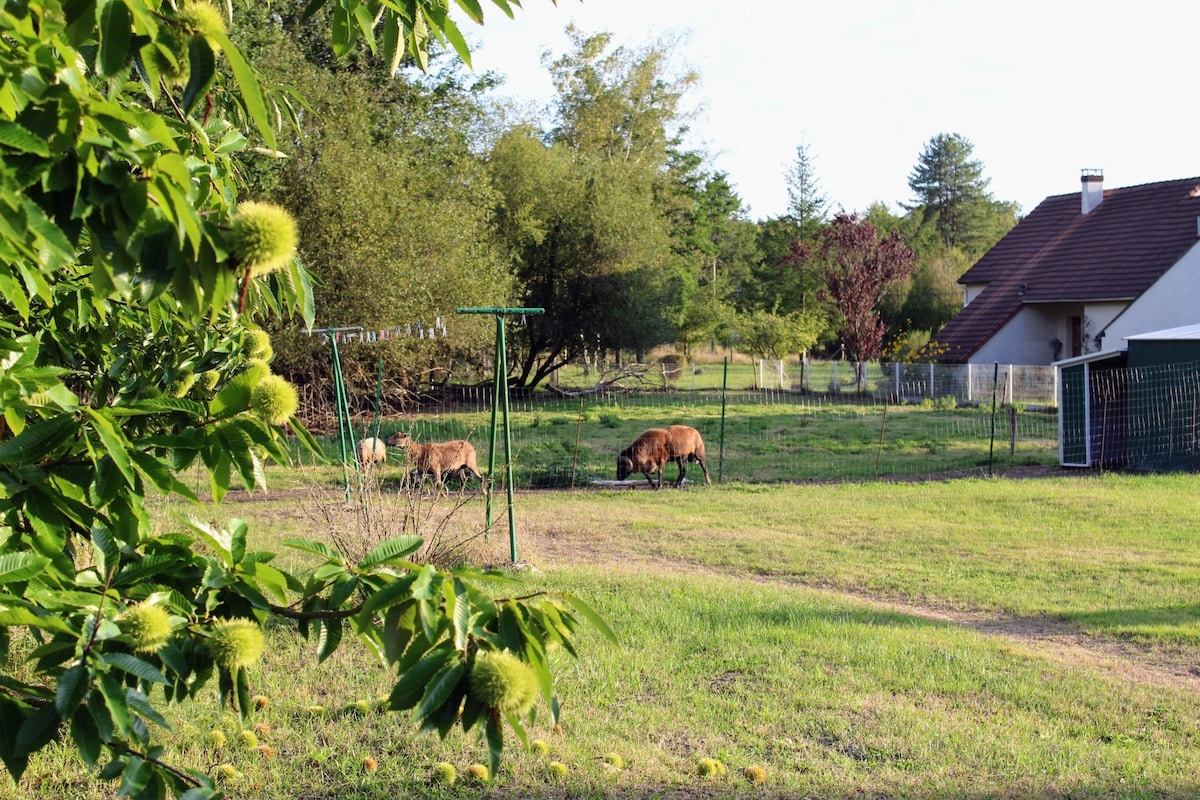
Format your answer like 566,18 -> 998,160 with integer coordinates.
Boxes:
930,176 -> 1200,362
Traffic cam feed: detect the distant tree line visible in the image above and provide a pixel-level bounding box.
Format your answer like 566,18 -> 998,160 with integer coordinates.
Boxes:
242,12 -> 1018,396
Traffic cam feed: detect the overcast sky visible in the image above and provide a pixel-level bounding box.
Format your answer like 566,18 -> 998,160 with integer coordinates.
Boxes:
466,0 -> 1200,221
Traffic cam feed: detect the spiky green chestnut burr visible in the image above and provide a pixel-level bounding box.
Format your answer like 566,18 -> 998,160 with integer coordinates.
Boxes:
697,757 -> 722,777
118,602 -> 173,653
214,764 -> 239,783
206,618 -> 266,671
603,752 -> 624,769
230,201 -> 298,277
547,761 -> 568,779
205,730 -> 227,749
250,375 -> 298,426
199,370 -> 221,391
743,764 -> 767,785
430,762 -> 456,784
238,730 -> 258,749
168,370 -> 196,399
152,27 -> 191,86
530,739 -> 550,756
212,360 -> 268,414
465,763 -> 489,782
176,0 -> 227,48
245,329 -> 274,362
469,649 -> 538,715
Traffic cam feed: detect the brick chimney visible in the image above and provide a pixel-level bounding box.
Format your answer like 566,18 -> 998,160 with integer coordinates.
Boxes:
1081,169 -> 1104,214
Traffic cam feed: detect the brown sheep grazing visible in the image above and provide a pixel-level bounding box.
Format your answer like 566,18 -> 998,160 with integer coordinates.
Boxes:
356,437 -> 388,470
385,431 -> 482,490
665,425 -> 711,487
616,428 -> 672,489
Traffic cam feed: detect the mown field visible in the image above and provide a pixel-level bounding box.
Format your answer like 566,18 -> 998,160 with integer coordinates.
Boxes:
10,469 -> 1200,800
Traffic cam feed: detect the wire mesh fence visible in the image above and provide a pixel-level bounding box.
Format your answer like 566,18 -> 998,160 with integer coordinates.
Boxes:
296,363 -> 1061,488
1062,359 -> 1200,472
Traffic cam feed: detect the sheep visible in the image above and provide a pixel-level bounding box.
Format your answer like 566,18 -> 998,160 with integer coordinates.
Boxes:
385,431 -> 482,491
356,437 -> 388,471
616,428 -> 672,489
665,425 -> 712,487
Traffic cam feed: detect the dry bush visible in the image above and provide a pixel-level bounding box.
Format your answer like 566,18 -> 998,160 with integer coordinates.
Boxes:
302,468 -> 495,568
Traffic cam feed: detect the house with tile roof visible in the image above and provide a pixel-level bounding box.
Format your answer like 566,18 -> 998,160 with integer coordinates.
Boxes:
929,171 -> 1200,364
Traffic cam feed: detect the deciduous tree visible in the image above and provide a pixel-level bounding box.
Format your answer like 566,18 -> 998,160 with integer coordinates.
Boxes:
0,3 -> 608,798
492,27 -> 699,384
803,215 -> 918,388
243,11 -> 513,391
489,128 -> 675,385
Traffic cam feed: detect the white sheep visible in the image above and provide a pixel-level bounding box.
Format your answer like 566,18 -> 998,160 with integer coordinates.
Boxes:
356,437 -> 388,471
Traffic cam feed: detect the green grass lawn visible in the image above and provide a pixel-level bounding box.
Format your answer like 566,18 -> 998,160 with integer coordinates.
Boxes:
13,472 -> 1200,799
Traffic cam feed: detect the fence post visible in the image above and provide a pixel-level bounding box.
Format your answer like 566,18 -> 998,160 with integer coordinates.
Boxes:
967,363 -> 973,404
929,363 -> 935,399
1009,405 -> 1017,455
988,361 -> 1000,474
875,403 -> 888,477
718,358 -> 728,483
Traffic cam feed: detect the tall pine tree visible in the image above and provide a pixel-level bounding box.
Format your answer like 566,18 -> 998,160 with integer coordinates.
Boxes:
906,132 -> 1012,256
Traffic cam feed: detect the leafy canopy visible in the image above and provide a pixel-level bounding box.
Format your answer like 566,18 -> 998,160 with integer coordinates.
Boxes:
0,2 -> 608,799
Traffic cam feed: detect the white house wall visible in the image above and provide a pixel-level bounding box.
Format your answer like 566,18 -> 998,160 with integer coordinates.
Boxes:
1082,302 -> 1126,351
962,283 -> 987,306
1102,240 -> 1200,346
971,306 -> 1062,365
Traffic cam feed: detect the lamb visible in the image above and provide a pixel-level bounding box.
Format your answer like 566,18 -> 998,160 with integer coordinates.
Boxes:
665,425 -> 711,487
616,428 -> 672,489
356,437 -> 388,471
385,431 -> 482,490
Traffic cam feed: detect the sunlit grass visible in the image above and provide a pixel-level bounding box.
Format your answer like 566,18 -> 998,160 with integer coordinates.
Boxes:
16,472 -> 1200,799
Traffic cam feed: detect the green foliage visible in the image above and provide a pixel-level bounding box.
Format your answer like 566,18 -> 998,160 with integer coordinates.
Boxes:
243,11 -> 513,387
905,132 -> 1018,259
784,141 -> 829,239
736,308 -> 825,365
0,2 -> 608,797
491,27 -> 703,386
490,129 -> 677,384
664,154 -> 760,354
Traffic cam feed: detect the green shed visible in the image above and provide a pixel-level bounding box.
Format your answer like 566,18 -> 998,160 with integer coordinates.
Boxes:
1123,325 -> 1200,472
1056,351 -> 1128,468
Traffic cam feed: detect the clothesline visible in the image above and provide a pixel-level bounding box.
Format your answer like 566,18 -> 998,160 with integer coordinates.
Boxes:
302,319 -> 448,344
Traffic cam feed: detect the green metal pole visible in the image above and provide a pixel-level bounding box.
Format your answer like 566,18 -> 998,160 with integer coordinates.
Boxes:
498,319 -> 518,563
456,307 -> 544,561
485,317 -> 502,537
330,336 -> 357,501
